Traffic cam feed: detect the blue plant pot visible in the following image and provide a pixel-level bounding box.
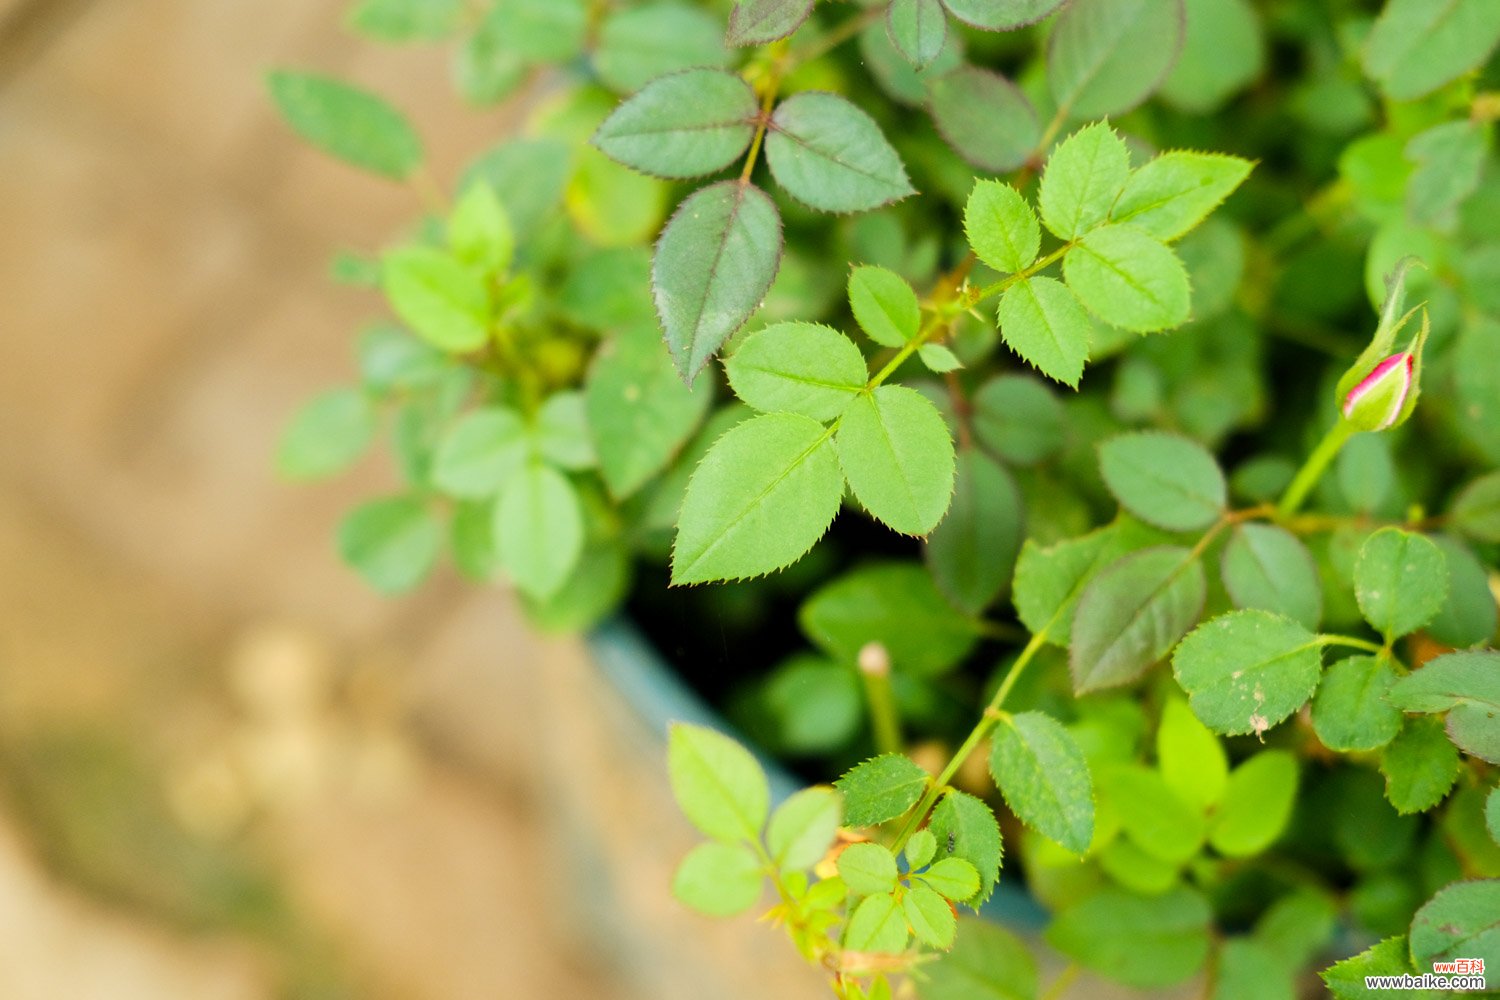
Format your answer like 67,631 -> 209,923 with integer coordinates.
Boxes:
587,615 -> 1050,930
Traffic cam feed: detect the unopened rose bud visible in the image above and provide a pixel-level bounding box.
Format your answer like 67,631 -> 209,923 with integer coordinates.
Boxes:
1341,351 -> 1413,432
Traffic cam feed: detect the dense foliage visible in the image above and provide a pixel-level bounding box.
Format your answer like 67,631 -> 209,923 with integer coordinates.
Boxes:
272,0 -> 1500,996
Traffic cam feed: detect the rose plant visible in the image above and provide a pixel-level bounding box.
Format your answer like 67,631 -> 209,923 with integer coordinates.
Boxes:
270,0 -> 1500,997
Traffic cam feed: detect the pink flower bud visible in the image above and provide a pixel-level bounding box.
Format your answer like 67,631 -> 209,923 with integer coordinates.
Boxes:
1341,352 -> 1413,432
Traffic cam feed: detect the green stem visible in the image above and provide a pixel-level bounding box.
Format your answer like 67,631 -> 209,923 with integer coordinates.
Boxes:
1319,633 -> 1385,655
1040,962 -> 1081,1000
889,628 -> 1050,852
1276,419 -> 1355,518
858,643 -> 903,756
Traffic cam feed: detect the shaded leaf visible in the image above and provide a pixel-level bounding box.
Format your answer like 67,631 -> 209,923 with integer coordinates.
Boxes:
1070,546 -> 1206,693
653,180 -> 783,381
593,69 -> 757,178
927,66 -> 1039,173
765,92 -> 915,213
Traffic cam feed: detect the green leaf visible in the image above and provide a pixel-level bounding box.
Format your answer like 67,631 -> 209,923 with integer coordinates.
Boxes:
834,753 -> 930,827
1220,523 -> 1322,629
653,181 -> 784,382
1064,225 -> 1191,333
672,412 -> 841,584
1046,887 -> 1212,989
964,180 -> 1040,274
727,0 -> 815,46
838,841 -> 900,895
995,276 -> 1091,387
595,4 -> 729,94
448,182 -> 513,274
560,247 -> 655,333
1409,879 -> 1500,971
1208,750 -> 1298,857
1047,0 -> 1186,120
1111,152 -> 1252,243
925,451 -> 1024,615
764,92 -> 915,213
1427,535 -> 1498,650
1156,696 -> 1227,811
919,857 -> 981,900
844,892 -> 909,954
928,791 -> 1004,907
1038,123 -> 1131,241
668,723 -> 770,841
1172,610 -> 1323,737
487,0 -> 586,63
593,69 -> 756,178
1159,0 -> 1264,113
1381,716 -> 1460,814
462,138 -> 570,236
903,883 -> 957,948
534,392 -> 595,470
921,919 -> 1037,1000
836,386 -> 957,536
347,0 -> 463,41
1354,528 -> 1448,640
450,500 -> 499,582
337,496 -> 442,593
1070,546 -> 1206,693
749,654 -> 862,756
431,406 -> 528,498
886,0 -> 947,70
1320,937 -> 1421,999
801,562 -> 979,676
1487,788 -> 1499,846
495,462 -> 585,599
1097,837 -> 1178,895
918,344 -> 963,372
266,70 -> 422,179
1213,939 -> 1294,1000
940,0 -> 1065,30
381,246 -> 491,353
725,322 -> 868,420
1103,763 -> 1205,862
905,829 -> 937,870
520,538 -> 632,633
1388,651 -> 1500,763
1254,889 -> 1339,973
277,388 -> 376,480
971,375 -> 1065,466
849,265 -> 922,348
1312,655 -> 1403,752
454,6 -> 526,104
672,841 -> 763,916
990,712 -> 1094,854
1013,530 -> 1113,645
1388,650 -> 1500,714
585,322 -> 711,499
1098,431 -> 1226,532
926,66 -> 1039,174
767,787 -> 843,870
1451,471 -> 1500,542
1363,0 -> 1500,101
1406,121 -> 1490,229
